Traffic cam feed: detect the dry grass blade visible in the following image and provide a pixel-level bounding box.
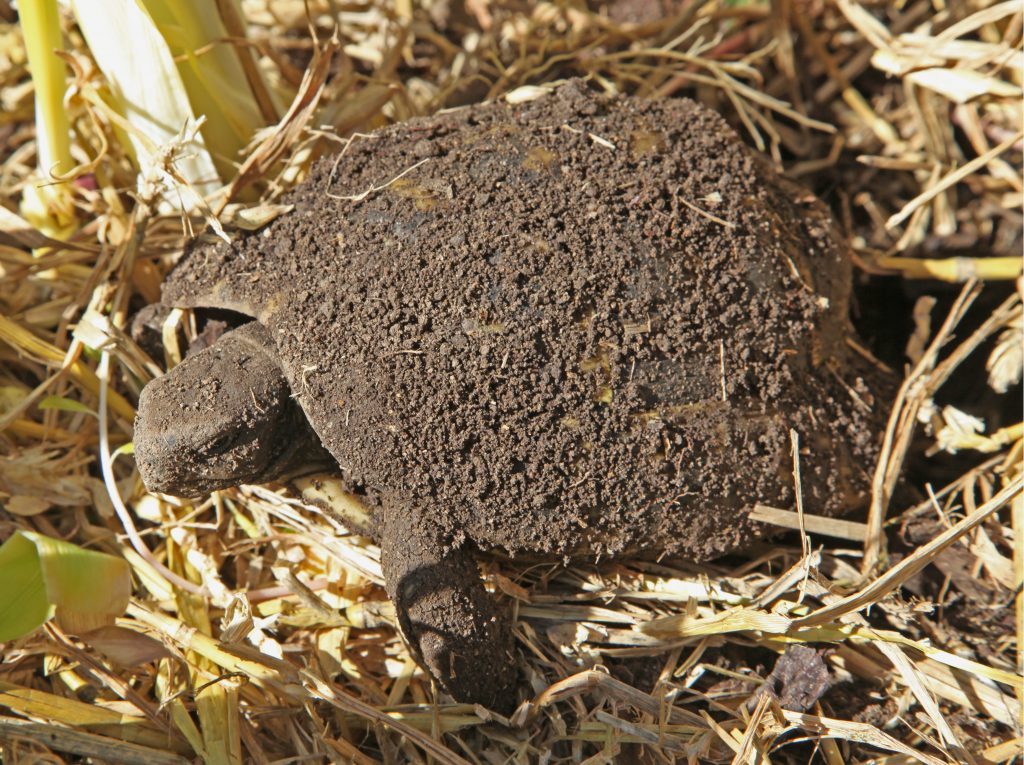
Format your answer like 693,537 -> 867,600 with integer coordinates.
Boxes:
750,505 -> 868,542
862,281 -> 982,573
640,606 -> 793,639
302,671 -> 476,765
0,314 -> 135,426
518,668 -> 706,728
886,130 -> 1024,230
0,206 -> 100,253
0,680 -> 189,752
125,602 -> 476,764
872,641 -> 971,763
729,693 -> 771,765
777,710 -> 947,765
0,716 -> 191,765
219,35 -> 340,210
793,476 -> 1023,630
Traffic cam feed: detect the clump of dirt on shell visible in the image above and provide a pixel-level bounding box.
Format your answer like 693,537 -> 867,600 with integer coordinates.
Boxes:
165,81 -> 886,561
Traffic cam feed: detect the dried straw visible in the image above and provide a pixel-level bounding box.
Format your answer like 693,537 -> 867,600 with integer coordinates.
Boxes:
1,1 -> 1021,763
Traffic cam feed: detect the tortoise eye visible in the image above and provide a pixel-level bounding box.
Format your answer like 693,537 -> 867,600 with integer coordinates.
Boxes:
206,432 -> 239,457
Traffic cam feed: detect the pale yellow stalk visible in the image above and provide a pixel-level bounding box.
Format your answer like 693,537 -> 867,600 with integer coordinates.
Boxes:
18,0 -> 77,238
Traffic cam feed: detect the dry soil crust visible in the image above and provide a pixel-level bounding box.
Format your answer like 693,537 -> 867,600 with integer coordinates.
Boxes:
165,81 -> 883,563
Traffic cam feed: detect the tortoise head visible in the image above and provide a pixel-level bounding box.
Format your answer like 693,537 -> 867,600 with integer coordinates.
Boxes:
134,322 -> 327,497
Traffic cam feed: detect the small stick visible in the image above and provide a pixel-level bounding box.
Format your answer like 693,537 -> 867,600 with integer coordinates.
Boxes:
886,130 -> 1023,229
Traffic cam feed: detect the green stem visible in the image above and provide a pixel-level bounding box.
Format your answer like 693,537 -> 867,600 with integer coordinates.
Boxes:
20,0 -> 73,177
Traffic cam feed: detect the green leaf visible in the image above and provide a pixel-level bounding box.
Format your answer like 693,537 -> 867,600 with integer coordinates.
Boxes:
0,531 -> 131,641
37,395 -> 97,417
68,0 -> 264,195
0,532 -> 52,642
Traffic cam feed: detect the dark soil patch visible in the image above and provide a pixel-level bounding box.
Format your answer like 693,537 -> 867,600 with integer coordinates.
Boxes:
163,80 -> 886,562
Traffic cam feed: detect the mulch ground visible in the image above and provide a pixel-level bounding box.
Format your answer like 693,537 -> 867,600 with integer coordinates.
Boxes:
0,1 -> 1021,763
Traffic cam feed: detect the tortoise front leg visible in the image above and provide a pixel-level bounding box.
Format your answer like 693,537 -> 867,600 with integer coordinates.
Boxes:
380,507 -> 517,712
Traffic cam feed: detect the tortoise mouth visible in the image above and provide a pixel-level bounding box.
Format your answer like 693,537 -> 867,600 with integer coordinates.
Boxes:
132,320 -> 332,498
135,379 -> 334,499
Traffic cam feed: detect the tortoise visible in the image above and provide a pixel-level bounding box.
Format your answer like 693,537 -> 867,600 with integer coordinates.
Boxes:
134,81 -> 884,711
